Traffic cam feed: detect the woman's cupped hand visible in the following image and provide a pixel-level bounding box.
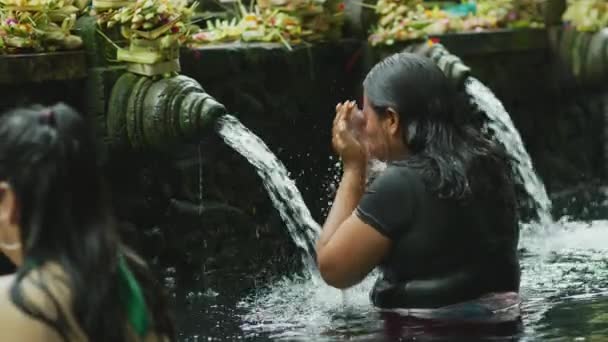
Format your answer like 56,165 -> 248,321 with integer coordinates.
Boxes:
332,101 -> 368,170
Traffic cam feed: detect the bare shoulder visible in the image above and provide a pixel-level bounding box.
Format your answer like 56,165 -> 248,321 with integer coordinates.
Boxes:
0,270 -> 69,341
0,273 -> 15,305
0,273 -> 14,289
0,273 -> 18,315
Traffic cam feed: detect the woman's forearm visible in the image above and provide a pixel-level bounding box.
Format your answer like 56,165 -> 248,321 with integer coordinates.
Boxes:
316,166 -> 366,251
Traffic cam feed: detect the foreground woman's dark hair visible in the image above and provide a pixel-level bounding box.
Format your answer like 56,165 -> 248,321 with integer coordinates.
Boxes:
363,52 -> 514,204
0,103 -> 175,341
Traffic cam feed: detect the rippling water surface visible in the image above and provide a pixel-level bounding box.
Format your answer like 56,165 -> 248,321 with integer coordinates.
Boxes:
162,187 -> 608,341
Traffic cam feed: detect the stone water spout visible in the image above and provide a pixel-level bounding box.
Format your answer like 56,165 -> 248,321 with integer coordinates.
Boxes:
554,27 -> 608,86
403,42 -> 472,88
105,73 -> 227,151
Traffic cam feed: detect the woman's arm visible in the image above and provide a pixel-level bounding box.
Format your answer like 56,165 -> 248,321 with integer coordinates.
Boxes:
316,213 -> 391,289
316,167 -> 365,251
316,166 -> 391,289
316,101 -> 392,289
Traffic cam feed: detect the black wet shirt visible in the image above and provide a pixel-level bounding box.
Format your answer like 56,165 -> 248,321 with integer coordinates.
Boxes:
355,163 -> 520,309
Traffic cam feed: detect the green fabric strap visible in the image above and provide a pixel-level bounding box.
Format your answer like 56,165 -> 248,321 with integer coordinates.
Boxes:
118,255 -> 150,338
24,257 -> 150,337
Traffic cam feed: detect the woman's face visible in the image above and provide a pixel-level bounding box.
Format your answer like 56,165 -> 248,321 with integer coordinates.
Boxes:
0,182 -> 22,266
359,94 -> 405,161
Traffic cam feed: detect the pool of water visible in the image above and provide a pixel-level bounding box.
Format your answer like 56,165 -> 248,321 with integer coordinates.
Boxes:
170,186 -> 608,341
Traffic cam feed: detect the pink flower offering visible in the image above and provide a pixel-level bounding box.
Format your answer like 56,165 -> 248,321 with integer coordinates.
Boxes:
193,32 -> 211,41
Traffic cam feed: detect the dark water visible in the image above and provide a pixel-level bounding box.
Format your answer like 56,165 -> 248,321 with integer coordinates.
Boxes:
165,186 -> 608,341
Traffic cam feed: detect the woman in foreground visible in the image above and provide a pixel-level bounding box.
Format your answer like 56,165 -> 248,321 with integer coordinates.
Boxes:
316,52 -> 520,312
0,103 -> 174,341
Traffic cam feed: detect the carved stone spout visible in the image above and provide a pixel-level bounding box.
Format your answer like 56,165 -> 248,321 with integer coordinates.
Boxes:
106,73 -> 227,151
404,42 -> 472,89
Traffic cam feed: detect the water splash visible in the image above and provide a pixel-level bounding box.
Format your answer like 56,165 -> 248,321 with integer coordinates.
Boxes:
466,77 -> 552,223
366,159 -> 387,185
239,271 -> 380,341
216,115 -> 321,271
320,158 -> 387,218
320,155 -> 342,219
198,143 -> 204,217
519,218 -> 608,338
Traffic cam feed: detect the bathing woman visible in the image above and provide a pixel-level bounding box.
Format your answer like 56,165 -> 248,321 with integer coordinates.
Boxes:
0,104 -> 174,341
316,53 -> 520,310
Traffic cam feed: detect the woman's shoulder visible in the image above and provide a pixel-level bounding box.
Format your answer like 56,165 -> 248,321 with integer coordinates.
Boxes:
362,161 -> 428,209
0,273 -> 17,317
373,161 -> 426,189
0,265 -> 84,341
0,273 -> 14,288
387,161 -> 423,176
0,272 -> 65,341
0,273 -> 15,302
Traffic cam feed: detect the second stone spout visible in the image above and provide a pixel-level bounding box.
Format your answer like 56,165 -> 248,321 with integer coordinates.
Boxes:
107,73 -> 227,151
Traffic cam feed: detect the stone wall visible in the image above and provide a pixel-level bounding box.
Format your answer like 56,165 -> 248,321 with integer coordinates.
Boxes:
0,79 -> 86,114
143,35 -> 604,288
0,51 -> 87,113
1,32 -> 606,280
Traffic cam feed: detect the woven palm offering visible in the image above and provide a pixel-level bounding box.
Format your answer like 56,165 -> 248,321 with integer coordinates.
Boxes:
0,0 -> 83,53
256,0 -> 344,41
563,0 -> 608,32
368,0 -> 437,46
369,0 -> 545,46
95,0 -> 196,76
188,0 -> 344,48
189,7 -> 302,48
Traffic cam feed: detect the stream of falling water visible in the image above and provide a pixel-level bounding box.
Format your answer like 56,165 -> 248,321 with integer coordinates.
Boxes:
465,77 -> 553,224
216,115 -> 321,273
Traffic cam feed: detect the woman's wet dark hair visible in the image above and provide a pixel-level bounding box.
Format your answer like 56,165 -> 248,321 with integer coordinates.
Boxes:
0,103 -> 175,341
363,52 -> 514,202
